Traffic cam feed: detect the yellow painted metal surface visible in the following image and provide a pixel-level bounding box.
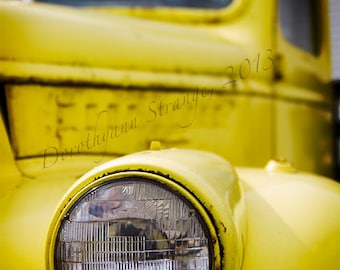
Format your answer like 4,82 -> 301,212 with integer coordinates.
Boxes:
0,150 -> 339,269
0,157 -> 102,269
1,0 -> 274,168
46,149 -> 247,270
6,84 -> 272,169
239,167 -> 340,270
0,0 -> 279,173
273,0 -> 333,176
0,0 -> 334,176
0,0 -> 339,269
275,99 -> 333,176
0,2 -> 247,81
0,113 -> 21,195
0,150 -> 247,269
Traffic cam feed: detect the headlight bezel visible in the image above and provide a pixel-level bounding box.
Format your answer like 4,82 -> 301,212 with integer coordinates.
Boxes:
47,170 -> 221,270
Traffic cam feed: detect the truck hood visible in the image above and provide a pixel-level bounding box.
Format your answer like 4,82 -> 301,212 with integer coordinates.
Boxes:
0,1 -> 243,81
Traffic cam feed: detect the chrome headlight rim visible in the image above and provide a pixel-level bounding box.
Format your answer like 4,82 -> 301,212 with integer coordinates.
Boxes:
47,171 -> 221,270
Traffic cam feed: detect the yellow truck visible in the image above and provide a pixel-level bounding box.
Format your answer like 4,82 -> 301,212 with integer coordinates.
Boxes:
0,0 -> 339,269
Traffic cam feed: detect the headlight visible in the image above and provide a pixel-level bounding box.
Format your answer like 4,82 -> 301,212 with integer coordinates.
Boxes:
54,177 -> 212,269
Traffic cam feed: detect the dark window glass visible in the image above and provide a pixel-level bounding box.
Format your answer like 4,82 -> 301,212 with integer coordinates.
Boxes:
278,0 -> 322,55
37,0 -> 232,9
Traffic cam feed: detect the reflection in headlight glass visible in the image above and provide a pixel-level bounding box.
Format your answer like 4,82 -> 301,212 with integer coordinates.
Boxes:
55,178 -> 211,269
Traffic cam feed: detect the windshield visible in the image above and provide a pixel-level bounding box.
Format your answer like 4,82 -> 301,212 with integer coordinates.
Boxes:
36,0 -> 232,9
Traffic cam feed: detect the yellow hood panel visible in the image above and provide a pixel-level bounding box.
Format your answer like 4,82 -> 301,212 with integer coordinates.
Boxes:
0,2 -> 242,77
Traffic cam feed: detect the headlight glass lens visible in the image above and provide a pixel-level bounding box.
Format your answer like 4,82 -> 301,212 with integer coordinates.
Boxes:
55,178 -> 211,269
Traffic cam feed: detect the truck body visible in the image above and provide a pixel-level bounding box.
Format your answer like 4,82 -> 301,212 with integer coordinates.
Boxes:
0,0 -> 339,269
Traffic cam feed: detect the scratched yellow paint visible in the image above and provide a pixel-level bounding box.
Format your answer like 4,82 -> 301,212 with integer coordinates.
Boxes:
0,0 -> 338,270
6,84 -> 272,170
0,0 -> 333,176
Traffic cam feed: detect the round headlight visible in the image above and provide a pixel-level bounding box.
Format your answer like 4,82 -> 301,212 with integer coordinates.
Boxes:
54,177 -> 212,269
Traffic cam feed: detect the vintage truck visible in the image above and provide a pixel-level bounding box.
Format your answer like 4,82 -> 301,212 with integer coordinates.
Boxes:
0,0 -> 339,269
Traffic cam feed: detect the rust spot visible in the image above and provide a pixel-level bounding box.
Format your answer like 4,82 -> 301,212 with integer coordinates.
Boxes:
86,103 -> 97,109
219,221 -> 227,233
128,104 -> 137,110
212,236 -> 217,245
108,103 -> 118,109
